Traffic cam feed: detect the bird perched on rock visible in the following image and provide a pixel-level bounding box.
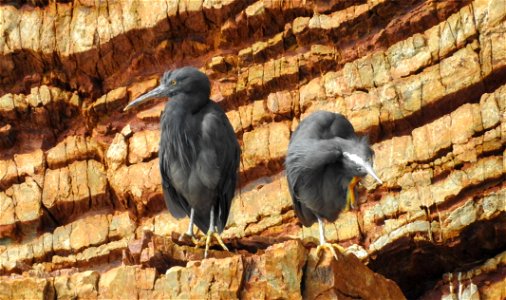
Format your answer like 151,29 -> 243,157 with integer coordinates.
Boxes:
285,111 -> 382,259
124,67 -> 240,258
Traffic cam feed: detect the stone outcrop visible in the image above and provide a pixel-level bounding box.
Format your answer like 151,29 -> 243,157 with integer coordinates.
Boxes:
1,0 -> 505,299
0,240 -> 404,300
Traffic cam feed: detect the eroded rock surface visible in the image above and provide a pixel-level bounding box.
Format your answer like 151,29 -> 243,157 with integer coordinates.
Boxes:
0,0 -> 505,298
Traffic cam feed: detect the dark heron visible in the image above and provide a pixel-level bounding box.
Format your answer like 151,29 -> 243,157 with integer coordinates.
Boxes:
124,67 -> 240,258
285,111 -> 382,259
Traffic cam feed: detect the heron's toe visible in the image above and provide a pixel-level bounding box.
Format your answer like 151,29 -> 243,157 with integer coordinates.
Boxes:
316,243 -> 339,260
332,243 -> 346,254
203,232 -> 230,258
191,236 -> 205,247
204,231 -> 213,258
212,233 -> 229,252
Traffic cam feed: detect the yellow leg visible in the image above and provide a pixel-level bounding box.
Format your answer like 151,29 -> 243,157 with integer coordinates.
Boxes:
212,231 -> 229,251
204,230 -> 212,258
316,216 -> 346,260
178,231 -> 204,246
204,228 -> 229,258
178,209 -> 205,247
345,176 -> 360,211
316,242 -> 340,260
204,208 -> 229,258
192,236 -> 204,248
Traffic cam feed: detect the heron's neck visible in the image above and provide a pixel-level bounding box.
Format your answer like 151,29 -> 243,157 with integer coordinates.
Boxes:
170,93 -> 209,114
162,101 -> 187,126
332,137 -> 358,153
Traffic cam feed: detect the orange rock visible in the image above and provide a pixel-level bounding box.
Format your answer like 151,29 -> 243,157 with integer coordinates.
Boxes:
13,149 -> 45,186
155,256 -> 243,299
266,90 -> 296,116
99,266 -> 150,299
0,159 -> 18,189
70,214 -> 109,252
46,135 -> 102,169
0,0 -> 505,298
11,178 -> 42,234
54,270 -> 99,300
127,79 -> 159,104
108,212 -> 136,241
0,192 -> 16,239
128,130 -> 160,164
241,240 -> 306,299
92,86 -> 127,114
107,159 -> 163,214
42,160 -> 109,221
105,133 -> 128,170
0,276 -> 55,300
304,249 -> 405,299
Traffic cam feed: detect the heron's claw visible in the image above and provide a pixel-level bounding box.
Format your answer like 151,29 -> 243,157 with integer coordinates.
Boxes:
213,232 -> 229,252
178,232 -> 206,248
204,230 -> 229,258
345,176 -> 361,211
316,242 -> 346,260
192,236 -> 205,248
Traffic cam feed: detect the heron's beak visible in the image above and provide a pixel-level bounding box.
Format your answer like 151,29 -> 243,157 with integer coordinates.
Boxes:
123,85 -> 166,111
363,163 -> 383,184
342,152 -> 383,184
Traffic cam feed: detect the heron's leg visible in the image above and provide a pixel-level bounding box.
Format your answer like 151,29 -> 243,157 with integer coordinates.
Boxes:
179,208 -> 202,245
186,208 -> 195,236
204,209 -> 214,258
345,176 -> 360,211
204,208 -> 229,258
212,225 -> 229,252
318,215 -> 326,245
315,216 -> 345,260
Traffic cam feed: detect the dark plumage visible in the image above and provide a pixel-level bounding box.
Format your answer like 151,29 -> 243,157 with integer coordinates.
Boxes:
124,67 -> 240,256
285,111 -> 381,258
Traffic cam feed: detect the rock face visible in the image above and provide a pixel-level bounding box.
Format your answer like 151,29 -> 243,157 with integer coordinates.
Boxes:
0,0 -> 505,299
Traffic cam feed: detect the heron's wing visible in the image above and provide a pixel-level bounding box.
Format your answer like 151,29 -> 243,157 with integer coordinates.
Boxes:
287,175 -> 317,227
162,183 -> 188,218
196,103 -> 240,233
291,111 -> 355,141
285,139 -> 343,227
159,148 -> 189,219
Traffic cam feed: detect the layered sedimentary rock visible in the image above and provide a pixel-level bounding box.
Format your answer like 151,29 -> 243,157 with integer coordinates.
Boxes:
0,0 -> 505,299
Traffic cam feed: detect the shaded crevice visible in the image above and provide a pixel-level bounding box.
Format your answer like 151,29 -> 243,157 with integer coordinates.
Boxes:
376,71 -> 489,144
239,157 -> 284,189
430,175 -> 505,213
476,144 -> 506,160
0,0 -> 469,103
369,214 -> 506,299
0,0 -> 72,9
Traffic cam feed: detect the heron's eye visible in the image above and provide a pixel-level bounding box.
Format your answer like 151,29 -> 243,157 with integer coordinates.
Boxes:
171,79 -> 177,85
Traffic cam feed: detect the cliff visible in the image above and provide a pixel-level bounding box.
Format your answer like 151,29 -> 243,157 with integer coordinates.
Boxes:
0,0 -> 505,299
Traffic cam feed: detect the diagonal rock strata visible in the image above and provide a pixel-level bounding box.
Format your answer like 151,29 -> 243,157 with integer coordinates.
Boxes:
0,0 -> 505,298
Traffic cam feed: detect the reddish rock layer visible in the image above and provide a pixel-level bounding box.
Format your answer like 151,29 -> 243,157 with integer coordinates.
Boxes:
1,0 -> 505,298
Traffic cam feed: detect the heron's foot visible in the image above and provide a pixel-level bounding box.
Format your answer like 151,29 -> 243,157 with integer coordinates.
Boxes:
192,236 -> 205,248
204,231 -> 229,258
316,242 -> 346,260
178,232 -> 200,247
178,232 -> 205,247
345,176 -> 361,211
